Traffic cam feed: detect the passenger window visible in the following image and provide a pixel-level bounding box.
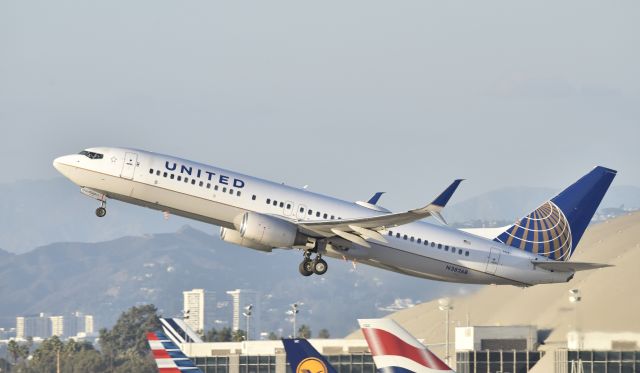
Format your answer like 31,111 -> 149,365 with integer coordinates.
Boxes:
424,240 -> 429,246
410,237 -> 415,242
230,189 -> 234,194
286,204 -> 291,209
199,181 -> 204,187
149,169 -> 154,174
222,187 -> 227,192
237,191 -> 241,197
323,213 -> 327,219
267,199 -> 271,204
403,235 -> 408,240
444,245 -> 449,250
207,183 -> 211,189
331,215 -> 335,220
388,231 -> 393,236
177,176 -> 182,181
252,195 -> 257,201
417,238 -> 422,244
279,202 -> 284,208
459,249 -> 463,255
184,178 -> 189,183
214,185 -> 218,191
299,207 -> 304,213
396,233 -> 400,238
308,210 -> 313,215
431,242 -> 435,247
156,170 -> 161,176
170,174 -> 175,179
316,212 -> 320,217
465,251 -> 469,256
191,179 -> 196,185
272,200 -> 277,206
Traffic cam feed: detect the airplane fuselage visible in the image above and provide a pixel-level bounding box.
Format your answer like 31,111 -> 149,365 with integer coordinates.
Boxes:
53,147 -> 573,286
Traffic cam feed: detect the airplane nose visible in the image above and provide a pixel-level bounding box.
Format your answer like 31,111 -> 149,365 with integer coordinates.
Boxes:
53,156 -> 66,172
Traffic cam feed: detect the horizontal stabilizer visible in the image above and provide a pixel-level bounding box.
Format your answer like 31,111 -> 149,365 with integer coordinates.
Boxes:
532,261 -> 612,272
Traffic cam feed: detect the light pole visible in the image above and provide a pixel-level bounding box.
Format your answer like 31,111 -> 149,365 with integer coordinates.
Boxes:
438,298 -> 453,367
243,304 -> 253,341
569,289 -> 583,373
287,303 -> 300,338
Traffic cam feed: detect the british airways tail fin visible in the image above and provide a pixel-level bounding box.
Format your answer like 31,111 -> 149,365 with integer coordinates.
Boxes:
358,318 -> 454,373
493,166 -> 616,261
282,339 -> 338,373
147,331 -> 203,373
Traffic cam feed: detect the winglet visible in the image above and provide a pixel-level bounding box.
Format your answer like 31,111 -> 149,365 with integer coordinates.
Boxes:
367,192 -> 385,205
431,179 -> 464,207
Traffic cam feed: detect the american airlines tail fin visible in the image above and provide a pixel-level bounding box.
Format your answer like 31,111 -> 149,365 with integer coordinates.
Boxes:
147,331 -> 203,373
493,166 -> 616,261
160,317 -> 203,344
358,318 -> 454,373
282,339 -> 338,373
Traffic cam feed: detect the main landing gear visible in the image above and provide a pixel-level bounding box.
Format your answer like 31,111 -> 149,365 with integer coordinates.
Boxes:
299,251 -> 328,277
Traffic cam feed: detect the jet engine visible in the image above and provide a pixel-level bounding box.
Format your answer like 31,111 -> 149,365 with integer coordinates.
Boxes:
220,227 -> 273,252
233,211 -> 303,248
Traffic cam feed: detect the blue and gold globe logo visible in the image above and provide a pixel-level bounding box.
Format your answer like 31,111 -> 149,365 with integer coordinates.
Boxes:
296,357 -> 327,373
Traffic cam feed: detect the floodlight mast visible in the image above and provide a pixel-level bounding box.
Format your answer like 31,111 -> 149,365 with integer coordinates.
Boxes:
438,298 -> 453,366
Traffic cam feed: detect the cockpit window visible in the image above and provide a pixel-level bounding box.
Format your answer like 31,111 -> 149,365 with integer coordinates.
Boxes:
78,150 -> 104,159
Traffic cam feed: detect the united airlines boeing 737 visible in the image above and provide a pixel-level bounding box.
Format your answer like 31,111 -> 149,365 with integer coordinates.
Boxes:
53,147 -> 616,286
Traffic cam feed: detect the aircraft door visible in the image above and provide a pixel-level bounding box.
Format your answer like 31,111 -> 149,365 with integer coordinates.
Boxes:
284,201 -> 294,216
296,204 -> 307,220
485,248 -> 501,274
121,152 -> 138,180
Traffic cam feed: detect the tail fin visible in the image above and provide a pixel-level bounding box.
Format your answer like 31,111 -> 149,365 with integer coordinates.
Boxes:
147,331 -> 203,373
358,318 -> 454,373
282,339 -> 338,373
494,166 -> 617,261
160,318 -> 203,344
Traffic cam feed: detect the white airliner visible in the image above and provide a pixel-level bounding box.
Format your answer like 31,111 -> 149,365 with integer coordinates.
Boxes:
53,147 -> 616,286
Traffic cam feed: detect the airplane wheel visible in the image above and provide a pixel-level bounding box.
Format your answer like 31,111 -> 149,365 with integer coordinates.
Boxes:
95,207 -> 107,218
313,258 -> 328,275
299,260 -> 313,277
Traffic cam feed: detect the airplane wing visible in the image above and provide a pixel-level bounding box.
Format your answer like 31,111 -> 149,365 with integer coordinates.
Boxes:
298,179 -> 463,246
532,261 -> 612,272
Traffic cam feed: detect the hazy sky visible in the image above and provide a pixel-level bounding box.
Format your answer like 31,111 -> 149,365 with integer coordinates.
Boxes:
1,0 -> 638,209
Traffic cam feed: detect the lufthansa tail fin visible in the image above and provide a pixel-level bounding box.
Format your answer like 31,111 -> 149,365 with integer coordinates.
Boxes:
282,339 -> 338,373
147,331 -> 203,373
358,318 -> 454,372
494,166 -> 616,261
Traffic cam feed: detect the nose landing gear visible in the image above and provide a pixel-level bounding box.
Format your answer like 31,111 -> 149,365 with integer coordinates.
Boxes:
81,187 -> 108,218
95,201 -> 107,217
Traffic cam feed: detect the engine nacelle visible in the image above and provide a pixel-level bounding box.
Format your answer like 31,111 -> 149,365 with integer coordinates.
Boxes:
220,227 -> 273,252
234,211 -> 300,248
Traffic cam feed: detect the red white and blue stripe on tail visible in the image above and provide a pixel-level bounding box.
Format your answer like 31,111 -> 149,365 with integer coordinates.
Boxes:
358,319 -> 454,373
147,331 -> 203,373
